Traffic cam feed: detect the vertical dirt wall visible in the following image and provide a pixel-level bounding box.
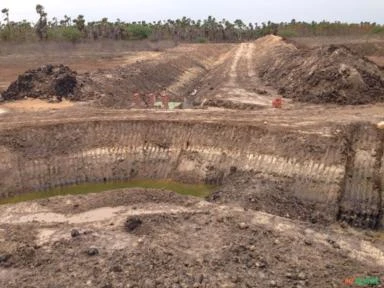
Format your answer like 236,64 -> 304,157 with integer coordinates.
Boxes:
0,120 -> 382,228
338,124 -> 384,228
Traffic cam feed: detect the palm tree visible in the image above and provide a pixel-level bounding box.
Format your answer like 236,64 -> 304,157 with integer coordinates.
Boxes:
1,8 -> 9,25
35,4 -> 48,40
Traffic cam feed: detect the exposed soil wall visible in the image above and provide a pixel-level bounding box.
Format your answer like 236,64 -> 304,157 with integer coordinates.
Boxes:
0,119 -> 382,228
338,124 -> 384,228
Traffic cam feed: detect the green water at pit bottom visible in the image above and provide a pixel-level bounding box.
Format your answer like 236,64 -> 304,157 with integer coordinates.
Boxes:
0,179 -> 217,205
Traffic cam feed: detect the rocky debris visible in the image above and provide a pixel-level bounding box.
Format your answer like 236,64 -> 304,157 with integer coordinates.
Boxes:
327,238 -> 341,249
71,229 -> 80,238
304,239 -> 313,246
86,247 -> 99,256
142,279 -> 155,288
273,239 -> 280,245
297,272 -> 307,281
259,36 -> 384,105
0,189 -> 381,288
2,64 -> 85,102
125,217 -> 142,232
269,280 -> 278,287
110,265 -> 123,273
0,254 -> 11,263
208,170 -> 324,224
238,222 -> 249,230
285,272 -> 294,279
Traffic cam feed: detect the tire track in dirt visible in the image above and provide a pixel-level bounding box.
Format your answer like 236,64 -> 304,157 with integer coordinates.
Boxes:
246,42 -> 256,78
194,40 -> 287,109
228,43 -> 246,86
206,42 -> 278,108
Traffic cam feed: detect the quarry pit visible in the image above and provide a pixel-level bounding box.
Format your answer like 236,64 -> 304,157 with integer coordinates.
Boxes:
0,36 -> 384,287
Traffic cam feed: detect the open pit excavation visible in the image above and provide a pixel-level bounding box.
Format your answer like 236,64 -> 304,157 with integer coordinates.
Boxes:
0,35 -> 384,287
0,113 -> 384,228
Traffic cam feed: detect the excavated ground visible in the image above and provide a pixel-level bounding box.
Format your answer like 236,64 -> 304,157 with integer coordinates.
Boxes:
193,36 -> 384,107
0,189 -> 383,288
0,36 -> 384,287
1,44 -> 233,107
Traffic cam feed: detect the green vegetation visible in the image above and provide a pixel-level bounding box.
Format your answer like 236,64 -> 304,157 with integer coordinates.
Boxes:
1,5 -> 384,43
60,26 -> 83,43
0,179 -> 217,205
125,24 -> 152,40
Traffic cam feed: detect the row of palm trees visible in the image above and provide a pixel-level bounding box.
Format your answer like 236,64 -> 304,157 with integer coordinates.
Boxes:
1,6 -> 383,42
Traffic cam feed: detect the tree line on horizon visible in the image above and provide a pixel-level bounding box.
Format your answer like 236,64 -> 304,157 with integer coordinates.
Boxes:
1,5 -> 384,43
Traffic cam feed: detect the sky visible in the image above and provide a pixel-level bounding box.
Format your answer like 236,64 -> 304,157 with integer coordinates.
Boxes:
1,0 -> 384,24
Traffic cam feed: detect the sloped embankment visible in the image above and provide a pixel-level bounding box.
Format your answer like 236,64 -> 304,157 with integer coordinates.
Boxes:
1,44 -> 232,108
258,36 -> 384,105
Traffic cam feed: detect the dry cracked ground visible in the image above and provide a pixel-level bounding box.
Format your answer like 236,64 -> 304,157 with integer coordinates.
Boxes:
0,36 -> 384,288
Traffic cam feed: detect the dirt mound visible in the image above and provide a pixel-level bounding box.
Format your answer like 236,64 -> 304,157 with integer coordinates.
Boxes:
87,44 -> 231,108
208,171 -> 324,223
258,36 -> 384,105
2,64 -> 85,102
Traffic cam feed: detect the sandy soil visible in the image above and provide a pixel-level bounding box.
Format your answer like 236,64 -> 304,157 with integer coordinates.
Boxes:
1,99 -> 75,111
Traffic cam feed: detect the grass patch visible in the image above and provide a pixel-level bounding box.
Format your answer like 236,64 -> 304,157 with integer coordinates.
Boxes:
0,179 -> 216,205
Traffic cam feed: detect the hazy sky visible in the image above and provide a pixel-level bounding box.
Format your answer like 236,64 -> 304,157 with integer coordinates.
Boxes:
2,0 -> 384,24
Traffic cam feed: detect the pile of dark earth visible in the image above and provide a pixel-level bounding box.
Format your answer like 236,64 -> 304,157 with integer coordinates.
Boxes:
260,43 -> 384,105
1,64 -> 87,102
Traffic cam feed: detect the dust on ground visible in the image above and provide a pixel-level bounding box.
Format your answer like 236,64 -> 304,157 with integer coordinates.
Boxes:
0,98 -> 75,112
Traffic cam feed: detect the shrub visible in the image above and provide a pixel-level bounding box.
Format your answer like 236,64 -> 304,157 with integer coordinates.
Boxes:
196,37 -> 208,43
0,28 -> 11,41
371,26 -> 384,34
125,24 -> 152,40
278,29 -> 297,38
61,27 -> 83,43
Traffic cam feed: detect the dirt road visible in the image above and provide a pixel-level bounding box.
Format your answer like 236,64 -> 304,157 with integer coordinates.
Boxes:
194,41 -> 282,109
